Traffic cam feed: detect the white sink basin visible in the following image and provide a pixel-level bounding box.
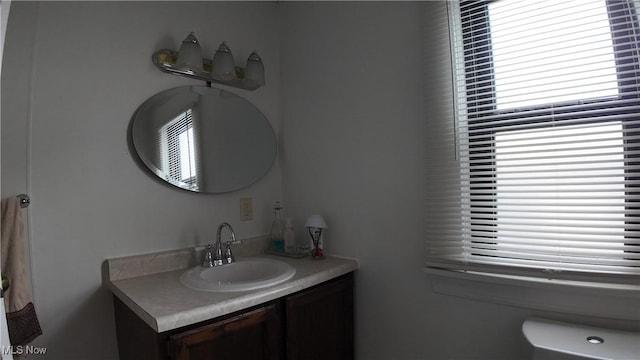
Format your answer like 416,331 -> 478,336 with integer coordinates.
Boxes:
180,258 -> 296,292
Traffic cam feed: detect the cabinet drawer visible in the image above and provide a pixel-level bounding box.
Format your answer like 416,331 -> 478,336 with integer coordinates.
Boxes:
169,303 -> 283,360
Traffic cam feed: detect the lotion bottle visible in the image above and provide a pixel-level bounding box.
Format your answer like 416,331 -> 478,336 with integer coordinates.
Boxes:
284,218 -> 295,253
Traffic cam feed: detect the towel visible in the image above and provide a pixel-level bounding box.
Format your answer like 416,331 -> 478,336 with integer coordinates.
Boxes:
1,197 -> 42,346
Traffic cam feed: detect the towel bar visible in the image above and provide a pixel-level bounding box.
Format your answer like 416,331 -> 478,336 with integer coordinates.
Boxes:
17,194 -> 30,208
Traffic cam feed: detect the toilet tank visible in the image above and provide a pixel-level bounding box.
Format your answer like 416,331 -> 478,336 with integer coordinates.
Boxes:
522,318 -> 640,360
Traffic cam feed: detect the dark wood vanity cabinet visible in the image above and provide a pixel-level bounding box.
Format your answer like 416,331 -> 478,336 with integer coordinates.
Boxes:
113,273 -> 354,360
285,274 -> 354,360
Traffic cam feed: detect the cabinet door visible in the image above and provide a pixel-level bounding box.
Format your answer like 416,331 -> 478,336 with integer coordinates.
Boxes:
169,303 -> 283,360
285,274 -> 354,360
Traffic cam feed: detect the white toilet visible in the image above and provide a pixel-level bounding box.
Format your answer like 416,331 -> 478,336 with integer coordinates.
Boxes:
522,318 -> 640,360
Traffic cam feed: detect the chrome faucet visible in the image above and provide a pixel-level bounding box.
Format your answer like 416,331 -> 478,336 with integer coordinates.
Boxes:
202,222 -> 241,267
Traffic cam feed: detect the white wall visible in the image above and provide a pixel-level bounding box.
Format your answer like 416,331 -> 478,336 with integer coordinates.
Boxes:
1,2 -> 281,359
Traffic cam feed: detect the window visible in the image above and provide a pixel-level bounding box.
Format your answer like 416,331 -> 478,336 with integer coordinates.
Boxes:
158,109 -> 200,191
489,0 -> 619,108
426,0 -> 640,284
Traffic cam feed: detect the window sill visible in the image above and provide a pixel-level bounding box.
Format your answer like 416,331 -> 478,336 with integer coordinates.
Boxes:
424,267 -> 640,320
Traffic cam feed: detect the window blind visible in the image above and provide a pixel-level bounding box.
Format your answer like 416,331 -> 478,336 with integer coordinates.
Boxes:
158,108 -> 200,190
425,0 -> 640,284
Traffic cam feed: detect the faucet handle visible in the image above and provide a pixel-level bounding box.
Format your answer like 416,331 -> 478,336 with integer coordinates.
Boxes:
213,242 -> 224,266
223,240 -> 241,264
202,245 -> 214,267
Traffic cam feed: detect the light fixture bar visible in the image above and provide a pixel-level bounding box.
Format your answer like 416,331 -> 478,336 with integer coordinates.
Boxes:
152,49 -> 262,91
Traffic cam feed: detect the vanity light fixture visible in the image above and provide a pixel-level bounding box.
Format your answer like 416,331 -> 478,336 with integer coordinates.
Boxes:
152,32 -> 265,91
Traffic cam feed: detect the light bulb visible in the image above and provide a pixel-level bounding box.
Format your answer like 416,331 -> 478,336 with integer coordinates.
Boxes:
176,32 -> 203,73
244,51 -> 265,87
212,41 -> 236,80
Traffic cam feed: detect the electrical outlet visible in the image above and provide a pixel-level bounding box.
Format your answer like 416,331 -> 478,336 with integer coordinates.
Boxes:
240,198 -> 253,221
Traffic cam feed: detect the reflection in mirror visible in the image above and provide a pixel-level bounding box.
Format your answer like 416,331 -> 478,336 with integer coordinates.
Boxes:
131,86 -> 276,193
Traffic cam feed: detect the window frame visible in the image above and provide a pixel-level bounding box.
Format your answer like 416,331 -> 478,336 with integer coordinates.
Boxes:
458,0 -> 640,275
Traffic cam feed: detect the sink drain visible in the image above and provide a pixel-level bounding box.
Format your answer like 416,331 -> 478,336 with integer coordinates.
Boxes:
587,336 -> 604,344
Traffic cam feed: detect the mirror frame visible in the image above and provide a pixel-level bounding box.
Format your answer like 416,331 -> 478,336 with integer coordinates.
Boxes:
129,85 -> 277,193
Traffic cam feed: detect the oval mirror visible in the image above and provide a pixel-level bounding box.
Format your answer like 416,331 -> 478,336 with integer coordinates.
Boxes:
131,86 -> 277,193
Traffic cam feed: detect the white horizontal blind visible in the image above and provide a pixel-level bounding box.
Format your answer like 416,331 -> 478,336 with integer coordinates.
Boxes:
159,109 -> 200,191
425,0 -> 640,283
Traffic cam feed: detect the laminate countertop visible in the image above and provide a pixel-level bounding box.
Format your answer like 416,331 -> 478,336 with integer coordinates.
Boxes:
105,246 -> 359,333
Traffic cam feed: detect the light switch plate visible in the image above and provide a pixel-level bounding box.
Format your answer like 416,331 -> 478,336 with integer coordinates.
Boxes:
240,198 -> 253,221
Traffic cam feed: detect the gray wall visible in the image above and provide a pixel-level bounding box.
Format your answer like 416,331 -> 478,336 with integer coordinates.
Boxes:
2,1 -> 637,360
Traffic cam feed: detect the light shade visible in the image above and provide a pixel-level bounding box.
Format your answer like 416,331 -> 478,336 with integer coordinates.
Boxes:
176,32 -> 203,73
305,215 -> 327,229
212,41 -> 236,80
244,51 -> 265,87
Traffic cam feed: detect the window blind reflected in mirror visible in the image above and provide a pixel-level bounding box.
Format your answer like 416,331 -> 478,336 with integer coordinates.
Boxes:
158,109 -> 200,191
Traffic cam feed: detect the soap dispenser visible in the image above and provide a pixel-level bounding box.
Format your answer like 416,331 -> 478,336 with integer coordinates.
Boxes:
270,201 -> 285,252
